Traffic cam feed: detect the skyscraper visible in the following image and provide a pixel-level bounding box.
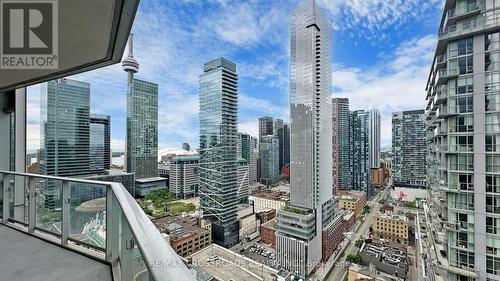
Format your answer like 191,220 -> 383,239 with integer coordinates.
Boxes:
274,119 -> 285,169
123,34 -> 164,196
350,109 -> 380,198
259,116 -> 274,137
199,57 -> 239,248
392,110 -> 426,188
249,136 -> 259,183
40,78 -> 91,210
283,122 -> 291,167
259,135 -> 279,185
276,0 -> 333,277
426,1 -> 500,279
332,98 -> 350,195
350,110 -> 371,197
89,114 -> 111,173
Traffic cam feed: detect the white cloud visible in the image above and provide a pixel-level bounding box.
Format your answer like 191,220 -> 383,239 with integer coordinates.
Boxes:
318,0 -> 441,39
332,34 -> 435,146
238,120 -> 259,138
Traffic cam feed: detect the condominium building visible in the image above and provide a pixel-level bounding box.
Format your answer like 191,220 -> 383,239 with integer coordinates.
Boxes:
350,109 -> 380,198
259,116 -> 274,137
332,97 -> 350,195
392,110 -> 427,188
199,57 -> 240,248
169,155 -> 199,199
259,135 -> 280,185
249,137 -> 259,183
276,0 -> 334,278
274,119 -> 291,169
372,213 -> 409,245
89,114 -> 111,173
425,1 -> 500,280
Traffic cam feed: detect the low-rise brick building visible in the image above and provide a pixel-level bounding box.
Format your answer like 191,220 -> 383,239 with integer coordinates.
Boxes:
372,212 -> 409,245
322,210 -> 354,262
153,215 -> 211,257
256,209 -> 276,224
260,218 -> 277,248
339,191 -> 367,219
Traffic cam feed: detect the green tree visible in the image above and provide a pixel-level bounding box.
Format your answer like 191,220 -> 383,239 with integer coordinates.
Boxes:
355,239 -> 364,248
346,254 -> 361,264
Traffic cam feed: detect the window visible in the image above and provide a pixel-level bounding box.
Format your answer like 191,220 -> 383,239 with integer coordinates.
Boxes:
450,135 -> 474,152
456,76 -> 474,94
486,31 -> 500,51
487,135 -> 500,152
486,93 -> 500,111
449,96 -> 473,113
487,255 -> 500,275
488,175 -> 500,193
449,38 -> 473,58
486,52 -> 500,71
486,113 -> 500,133
486,194 -> 500,214
486,72 -> 500,92
487,155 -> 500,173
449,154 -> 474,171
450,115 -> 474,132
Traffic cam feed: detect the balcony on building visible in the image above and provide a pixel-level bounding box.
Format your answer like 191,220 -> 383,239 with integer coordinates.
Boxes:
445,2 -> 481,27
433,85 -> 448,107
436,68 -> 458,85
0,171 -> 197,281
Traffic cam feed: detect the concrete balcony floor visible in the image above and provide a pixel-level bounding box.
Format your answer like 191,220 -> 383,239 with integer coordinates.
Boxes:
0,224 -> 112,281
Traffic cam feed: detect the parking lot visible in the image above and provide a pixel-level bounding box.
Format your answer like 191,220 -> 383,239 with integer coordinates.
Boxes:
189,244 -> 277,281
242,243 -> 277,268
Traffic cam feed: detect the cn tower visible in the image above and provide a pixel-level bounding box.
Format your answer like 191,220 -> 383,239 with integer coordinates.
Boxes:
122,34 -> 139,88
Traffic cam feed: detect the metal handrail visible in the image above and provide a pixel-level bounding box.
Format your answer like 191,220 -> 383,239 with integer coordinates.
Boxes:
0,170 -> 196,281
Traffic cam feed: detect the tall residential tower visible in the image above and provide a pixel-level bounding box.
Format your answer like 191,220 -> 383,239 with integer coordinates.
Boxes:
392,110 -> 426,188
426,1 -> 500,280
332,97 -> 350,195
199,58 -> 240,248
276,0 -> 333,277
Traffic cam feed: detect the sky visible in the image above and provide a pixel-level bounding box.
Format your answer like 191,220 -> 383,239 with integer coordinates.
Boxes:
26,0 -> 443,154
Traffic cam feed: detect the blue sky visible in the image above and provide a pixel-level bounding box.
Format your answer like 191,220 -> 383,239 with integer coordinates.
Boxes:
27,0 -> 443,154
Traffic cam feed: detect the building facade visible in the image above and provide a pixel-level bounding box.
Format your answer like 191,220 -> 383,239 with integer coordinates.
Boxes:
276,0 -> 333,277
259,135 -> 280,185
89,114 -> 111,173
249,191 -> 289,213
425,1 -> 500,279
123,35 -> 159,184
339,191 -> 367,220
332,97 -> 350,195
350,110 -> 380,198
169,155 -> 199,199
237,158 -> 250,203
199,57 -> 240,248
392,110 -> 427,188
259,116 -> 274,137
372,213 -> 409,245
40,78 -> 91,210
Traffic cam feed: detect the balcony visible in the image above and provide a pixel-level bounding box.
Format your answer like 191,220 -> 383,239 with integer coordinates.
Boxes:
440,15 -> 500,41
435,54 -> 447,71
433,86 -> 448,107
436,68 -> 457,85
0,171 -> 196,281
446,3 -> 481,26
436,106 -> 458,119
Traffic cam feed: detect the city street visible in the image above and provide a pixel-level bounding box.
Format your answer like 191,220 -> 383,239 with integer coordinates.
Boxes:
323,184 -> 391,281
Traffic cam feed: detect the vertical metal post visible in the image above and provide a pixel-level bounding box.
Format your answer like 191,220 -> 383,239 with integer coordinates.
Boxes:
61,180 -> 70,245
14,88 -> 27,222
28,176 -> 36,233
106,186 -> 120,263
2,174 -> 10,221
121,214 -> 133,281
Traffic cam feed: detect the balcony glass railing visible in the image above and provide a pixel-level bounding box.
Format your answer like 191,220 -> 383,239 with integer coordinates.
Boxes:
440,15 -> 500,39
0,171 -> 196,281
448,3 -> 480,19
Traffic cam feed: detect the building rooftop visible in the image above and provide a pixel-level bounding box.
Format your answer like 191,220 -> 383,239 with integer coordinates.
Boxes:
374,212 -> 408,223
360,239 -> 408,271
153,215 -> 209,243
249,191 -> 289,202
135,177 -> 167,183
171,155 -> 200,162
261,218 -> 277,231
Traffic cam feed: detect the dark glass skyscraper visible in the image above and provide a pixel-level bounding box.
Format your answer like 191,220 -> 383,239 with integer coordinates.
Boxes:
90,114 -> 111,173
199,57 -> 239,248
40,78 -> 91,210
259,116 -> 274,137
332,97 -> 350,195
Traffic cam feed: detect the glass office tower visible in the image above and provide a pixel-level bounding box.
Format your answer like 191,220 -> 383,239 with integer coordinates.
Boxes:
199,57 -> 239,248
90,114 -> 111,173
40,78 -> 91,210
276,0 -> 333,277
426,0 -> 500,280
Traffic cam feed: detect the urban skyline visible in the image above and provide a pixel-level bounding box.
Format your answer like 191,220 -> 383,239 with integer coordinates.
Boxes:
24,0 -> 442,154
